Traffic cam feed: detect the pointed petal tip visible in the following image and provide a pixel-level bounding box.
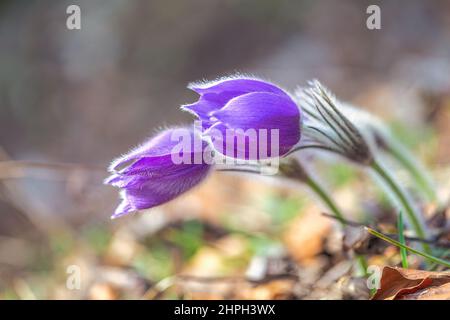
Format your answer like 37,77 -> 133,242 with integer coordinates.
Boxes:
111,208 -> 135,219
110,196 -> 136,219
187,81 -> 203,92
180,102 -> 218,127
103,174 -> 117,185
180,103 -> 196,114
107,159 -> 120,173
108,155 -> 134,173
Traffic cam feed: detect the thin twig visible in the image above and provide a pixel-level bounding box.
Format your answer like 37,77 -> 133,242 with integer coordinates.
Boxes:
321,212 -> 363,227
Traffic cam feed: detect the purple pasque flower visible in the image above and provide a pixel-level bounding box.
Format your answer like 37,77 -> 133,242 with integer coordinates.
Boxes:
105,127 -> 211,219
181,76 -> 301,160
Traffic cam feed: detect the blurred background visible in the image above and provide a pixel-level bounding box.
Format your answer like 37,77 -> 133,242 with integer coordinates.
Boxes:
0,0 -> 450,299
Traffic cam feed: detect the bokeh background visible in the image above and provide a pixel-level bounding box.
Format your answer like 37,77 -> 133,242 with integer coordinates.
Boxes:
0,0 -> 450,299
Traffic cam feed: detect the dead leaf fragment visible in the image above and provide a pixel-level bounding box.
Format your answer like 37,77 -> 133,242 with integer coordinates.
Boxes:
372,266 -> 450,300
401,282 -> 450,300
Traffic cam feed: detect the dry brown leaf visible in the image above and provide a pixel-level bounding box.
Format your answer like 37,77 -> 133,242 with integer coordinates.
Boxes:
283,207 -> 332,263
401,282 -> 450,300
372,266 -> 450,300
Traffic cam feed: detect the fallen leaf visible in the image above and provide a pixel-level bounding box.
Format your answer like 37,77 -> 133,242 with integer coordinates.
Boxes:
283,206 -> 332,263
372,266 -> 450,300
401,282 -> 450,300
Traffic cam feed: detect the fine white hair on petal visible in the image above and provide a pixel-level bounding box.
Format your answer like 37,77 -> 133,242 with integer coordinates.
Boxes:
187,72 -> 262,90
107,125 -> 197,174
179,103 -> 201,117
107,141 -> 152,173
187,73 -> 296,104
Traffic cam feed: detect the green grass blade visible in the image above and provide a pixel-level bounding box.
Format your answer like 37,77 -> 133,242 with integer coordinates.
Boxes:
365,227 -> 450,269
397,211 -> 408,268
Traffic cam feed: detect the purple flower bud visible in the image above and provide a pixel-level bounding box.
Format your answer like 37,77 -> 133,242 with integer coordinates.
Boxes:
182,76 -> 302,160
105,127 -> 211,219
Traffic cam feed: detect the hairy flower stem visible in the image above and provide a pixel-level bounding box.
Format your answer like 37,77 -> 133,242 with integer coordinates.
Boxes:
287,163 -> 369,273
279,158 -> 370,274
371,159 -> 431,254
304,175 -> 345,227
279,158 -> 346,227
385,142 -> 437,203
